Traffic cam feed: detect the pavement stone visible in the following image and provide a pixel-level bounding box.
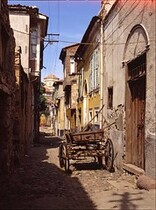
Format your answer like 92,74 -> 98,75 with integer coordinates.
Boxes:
0,126 -> 155,210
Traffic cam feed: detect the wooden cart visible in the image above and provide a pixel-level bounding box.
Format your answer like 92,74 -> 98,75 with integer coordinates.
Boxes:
58,129 -> 114,172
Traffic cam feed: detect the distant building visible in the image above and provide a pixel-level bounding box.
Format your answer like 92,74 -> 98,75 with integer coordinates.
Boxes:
59,43 -> 80,132
52,80 -> 65,136
43,74 -> 60,127
75,17 -> 101,131
43,74 -> 59,104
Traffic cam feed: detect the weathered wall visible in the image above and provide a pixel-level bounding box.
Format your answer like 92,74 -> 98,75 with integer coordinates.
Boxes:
14,46 -> 31,161
59,94 -> 65,136
64,45 -> 79,75
61,45 -> 79,131
71,83 -> 78,109
0,0 -> 16,174
76,20 -> 101,128
103,0 -> 156,178
88,94 -> 100,110
9,13 -> 30,74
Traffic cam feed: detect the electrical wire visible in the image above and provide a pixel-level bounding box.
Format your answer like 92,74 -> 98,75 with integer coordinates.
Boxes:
12,28 -> 155,46
104,0 -> 142,42
105,1 -> 149,57
12,0 -> 154,47
47,0 -> 56,75
102,0 -> 129,31
52,0 -> 60,75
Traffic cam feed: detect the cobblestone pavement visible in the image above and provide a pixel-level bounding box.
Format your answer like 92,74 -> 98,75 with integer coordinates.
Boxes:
0,126 -> 155,209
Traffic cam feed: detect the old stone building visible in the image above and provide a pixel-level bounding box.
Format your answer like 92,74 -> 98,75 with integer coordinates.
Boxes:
52,80 -> 65,136
59,44 -> 80,132
42,74 -> 59,127
70,0 -> 155,179
9,4 -> 48,144
75,16 -> 101,131
99,0 -> 156,178
0,1 -> 49,175
14,46 -> 29,162
0,0 -> 17,174
43,74 -> 59,105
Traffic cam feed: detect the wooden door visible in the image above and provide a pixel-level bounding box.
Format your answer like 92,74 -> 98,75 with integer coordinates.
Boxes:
126,54 -> 146,169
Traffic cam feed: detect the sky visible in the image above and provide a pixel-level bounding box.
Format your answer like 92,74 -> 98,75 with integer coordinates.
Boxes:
8,0 -> 101,81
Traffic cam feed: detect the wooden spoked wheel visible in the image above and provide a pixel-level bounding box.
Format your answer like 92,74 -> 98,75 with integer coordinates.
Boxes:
59,144 -> 64,168
65,150 -> 69,172
105,139 -> 114,172
59,144 -> 69,172
97,156 -> 103,167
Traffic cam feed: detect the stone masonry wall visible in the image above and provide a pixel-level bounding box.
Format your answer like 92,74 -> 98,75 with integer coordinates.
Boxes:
0,0 -> 17,175
103,0 -> 156,178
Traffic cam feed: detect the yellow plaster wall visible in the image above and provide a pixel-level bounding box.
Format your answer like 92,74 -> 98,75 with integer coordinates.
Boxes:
59,97 -> 65,130
88,93 -> 100,109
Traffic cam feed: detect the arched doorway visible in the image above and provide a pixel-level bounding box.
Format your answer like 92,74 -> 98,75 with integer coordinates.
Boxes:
124,25 -> 149,169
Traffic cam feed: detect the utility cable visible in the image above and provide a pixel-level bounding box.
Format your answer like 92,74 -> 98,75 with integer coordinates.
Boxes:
104,0 -> 142,43
12,28 -> 155,46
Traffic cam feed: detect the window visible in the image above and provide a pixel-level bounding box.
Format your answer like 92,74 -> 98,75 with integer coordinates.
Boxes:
89,48 -> 99,92
30,29 -> 37,59
78,108 -> 81,123
94,107 -> 99,123
70,56 -> 75,74
107,87 -> 113,109
89,57 -> 93,91
95,49 -> 99,88
128,53 -> 146,81
78,68 -> 82,97
89,109 -> 93,121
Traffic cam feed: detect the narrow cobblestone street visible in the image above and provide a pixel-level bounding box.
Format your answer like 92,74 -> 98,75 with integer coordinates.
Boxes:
0,127 -> 155,210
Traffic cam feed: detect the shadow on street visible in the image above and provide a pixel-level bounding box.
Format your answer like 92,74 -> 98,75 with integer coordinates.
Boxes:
0,131 -> 97,210
109,191 -> 144,210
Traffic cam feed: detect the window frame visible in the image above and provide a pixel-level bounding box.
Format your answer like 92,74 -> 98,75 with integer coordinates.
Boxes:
70,56 -> 75,74
30,28 -> 37,60
107,86 -> 113,110
89,47 -> 99,92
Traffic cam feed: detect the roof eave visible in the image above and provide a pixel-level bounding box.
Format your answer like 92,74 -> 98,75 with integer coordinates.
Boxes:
75,16 -> 101,59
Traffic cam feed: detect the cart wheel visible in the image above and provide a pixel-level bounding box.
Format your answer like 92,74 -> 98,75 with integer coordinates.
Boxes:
64,144 -> 70,172
59,144 -> 70,172
97,157 -> 103,166
65,156 -> 70,172
105,138 -> 114,172
59,144 -> 64,168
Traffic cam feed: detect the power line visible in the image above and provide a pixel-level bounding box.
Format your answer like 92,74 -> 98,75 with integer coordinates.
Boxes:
104,1 -> 148,54
104,0 -> 141,42
51,0 -> 60,74
12,28 -> 155,46
102,0 -> 129,31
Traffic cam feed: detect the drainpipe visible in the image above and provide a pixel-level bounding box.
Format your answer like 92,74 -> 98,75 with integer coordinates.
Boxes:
100,18 -> 104,128
81,67 -> 84,128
